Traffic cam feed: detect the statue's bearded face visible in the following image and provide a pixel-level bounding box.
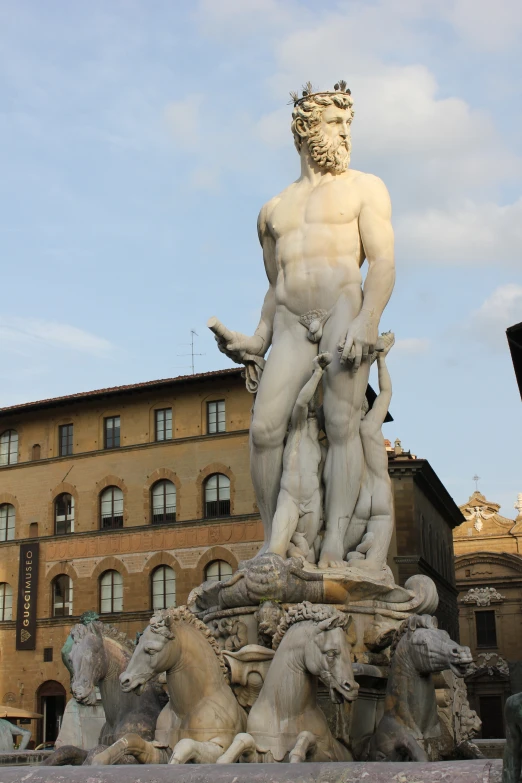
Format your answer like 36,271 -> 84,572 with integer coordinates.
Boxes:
292,98 -> 353,174
308,105 -> 351,173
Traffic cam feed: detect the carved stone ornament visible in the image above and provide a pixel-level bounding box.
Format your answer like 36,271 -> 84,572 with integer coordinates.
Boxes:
467,652 -> 510,678
461,587 -> 505,606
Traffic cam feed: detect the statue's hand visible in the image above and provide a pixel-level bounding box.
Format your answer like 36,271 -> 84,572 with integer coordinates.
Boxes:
208,317 -> 264,363
313,351 -> 332,371
338,313 -> 378,371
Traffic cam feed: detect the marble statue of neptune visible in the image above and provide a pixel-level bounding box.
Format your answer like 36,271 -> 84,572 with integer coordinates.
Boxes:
214,83 -> 395,569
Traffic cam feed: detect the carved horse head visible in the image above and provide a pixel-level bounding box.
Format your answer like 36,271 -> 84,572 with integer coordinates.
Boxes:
273,602 -> 359,704
394,615 -> 472,678
65,620 -> 133,705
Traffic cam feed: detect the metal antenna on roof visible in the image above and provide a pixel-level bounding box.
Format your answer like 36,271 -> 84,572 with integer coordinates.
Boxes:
177,330 -> 204,375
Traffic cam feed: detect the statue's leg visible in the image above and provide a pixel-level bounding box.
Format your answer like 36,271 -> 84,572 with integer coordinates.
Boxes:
289,731 -> 317,762
269,489 -> 299,558
91,734 -> 168,765
396,734 -> 428,762
319,299 -> 370,569
503,696 -> 522,783
40,745 -> 88,766
169,739 -> 225,764
250,325 -> 316,551
216,733 -> 258,763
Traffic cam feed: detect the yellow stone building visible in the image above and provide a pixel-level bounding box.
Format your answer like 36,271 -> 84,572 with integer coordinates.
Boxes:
454,490 -> 522,740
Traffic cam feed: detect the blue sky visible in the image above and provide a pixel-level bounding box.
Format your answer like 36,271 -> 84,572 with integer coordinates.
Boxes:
1,0 -> 521,516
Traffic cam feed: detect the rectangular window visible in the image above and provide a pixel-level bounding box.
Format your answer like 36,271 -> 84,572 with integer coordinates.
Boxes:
43,647 -> 53,662
155,408 -> 172,441
476,610 -> 497,648
104,416 -> 120,449
59,424 -> 74,456
207,400 -> 226,434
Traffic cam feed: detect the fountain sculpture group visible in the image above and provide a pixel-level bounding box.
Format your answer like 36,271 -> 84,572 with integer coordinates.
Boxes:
43,83 -> 484,768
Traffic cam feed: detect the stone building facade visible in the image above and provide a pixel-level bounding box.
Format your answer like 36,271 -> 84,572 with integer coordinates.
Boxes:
454,490 -> 522,739
0,370 -> 462,746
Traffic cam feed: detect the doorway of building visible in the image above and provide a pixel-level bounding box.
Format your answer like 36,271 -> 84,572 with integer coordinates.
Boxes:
479,694 -> 505,739
36,680 -> 66,745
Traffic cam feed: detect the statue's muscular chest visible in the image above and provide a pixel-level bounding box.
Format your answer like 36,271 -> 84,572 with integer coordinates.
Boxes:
268,179 -> 360,240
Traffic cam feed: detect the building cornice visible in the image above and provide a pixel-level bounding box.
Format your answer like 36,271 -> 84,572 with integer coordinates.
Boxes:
389,458 -> 464,529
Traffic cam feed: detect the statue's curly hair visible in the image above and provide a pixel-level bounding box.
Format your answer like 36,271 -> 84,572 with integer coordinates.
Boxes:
272,601 -> 348,650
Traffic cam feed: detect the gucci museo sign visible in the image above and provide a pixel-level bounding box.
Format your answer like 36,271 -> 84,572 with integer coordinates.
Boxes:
16,543 -> 39,650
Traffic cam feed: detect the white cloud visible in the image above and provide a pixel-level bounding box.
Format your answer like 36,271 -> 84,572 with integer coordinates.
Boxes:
0,317 -> 114,358
397,198 -> 522,264
467,284 -> 522,349
394,338 -> 431,354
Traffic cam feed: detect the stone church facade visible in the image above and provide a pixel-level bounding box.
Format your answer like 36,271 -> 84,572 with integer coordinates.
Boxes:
454,490 -> 522,740
0,369 -> 461,745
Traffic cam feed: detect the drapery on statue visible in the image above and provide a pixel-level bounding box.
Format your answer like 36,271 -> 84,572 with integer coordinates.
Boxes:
209,81 -> 395,568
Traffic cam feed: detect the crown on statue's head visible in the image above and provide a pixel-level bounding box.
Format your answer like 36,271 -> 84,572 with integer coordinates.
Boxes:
289,80 -> 352,106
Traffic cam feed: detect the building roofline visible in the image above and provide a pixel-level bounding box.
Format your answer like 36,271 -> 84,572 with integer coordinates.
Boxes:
0,367 -> 243,417
388,456 -> 465,528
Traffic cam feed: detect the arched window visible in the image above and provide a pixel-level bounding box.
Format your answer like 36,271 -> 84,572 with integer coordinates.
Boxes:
100,570 -> 123,613
52,574 -> 73,617
55,493 -> 74,535
0,430 -> 18,466
151,565 -> 176,610
0,583 -> 13,621
151,480 -> 176,524
32,444 -> 41,460
204,474 -> 230,518
0,504 -> 15,542
100,487 -> 123,529
205,560 -> 233,583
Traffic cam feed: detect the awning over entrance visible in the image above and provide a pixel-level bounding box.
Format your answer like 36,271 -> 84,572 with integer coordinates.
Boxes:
0,705 -> 42,719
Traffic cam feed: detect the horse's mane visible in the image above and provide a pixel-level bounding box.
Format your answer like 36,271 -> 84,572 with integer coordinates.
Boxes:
149,606 -> 229,683
389,613 -> 437,658
70,620 -> 135,654
272,601 -> 348,651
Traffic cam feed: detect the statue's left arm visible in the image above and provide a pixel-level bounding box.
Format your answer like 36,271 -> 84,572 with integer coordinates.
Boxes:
340,175 -> 395,371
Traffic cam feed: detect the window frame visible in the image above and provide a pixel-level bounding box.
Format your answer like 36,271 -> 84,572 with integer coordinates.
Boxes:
204,473 -> 231,518
207,400 -> 226,434
55,493 -> 75,535
0,504 -> 15,542
155,408 -> 172,442
151,565 -> 176,611
151,480 -> 176,525
0,430 -> 18,466
58,423 -> 74,457
99,486 -> 124,530
205,559 -> 233,583
0,583 -> 13,621
99,570 -> 123,614
52,574 -> 73,618
475,609 -> 498,648
104,416 -> 121,450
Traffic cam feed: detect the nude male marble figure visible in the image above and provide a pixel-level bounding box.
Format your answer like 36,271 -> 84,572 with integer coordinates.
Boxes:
213,83 -> 395,568
269,351 -> 332,562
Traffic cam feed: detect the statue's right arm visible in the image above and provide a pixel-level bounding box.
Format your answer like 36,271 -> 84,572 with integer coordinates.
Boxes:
364,355 -> 392,429
216,200 -> 278,359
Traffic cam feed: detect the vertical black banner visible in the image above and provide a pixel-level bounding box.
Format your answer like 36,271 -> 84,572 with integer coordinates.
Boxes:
16,542 -> 39,650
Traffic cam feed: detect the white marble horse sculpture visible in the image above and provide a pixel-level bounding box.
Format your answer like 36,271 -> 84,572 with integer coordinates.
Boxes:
217,602 -> 359,763
368,614 -> 473,761
92,606 -> 246,765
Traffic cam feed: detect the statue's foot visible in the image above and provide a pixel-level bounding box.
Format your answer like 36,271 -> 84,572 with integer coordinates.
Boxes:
318,551 -> 346,569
